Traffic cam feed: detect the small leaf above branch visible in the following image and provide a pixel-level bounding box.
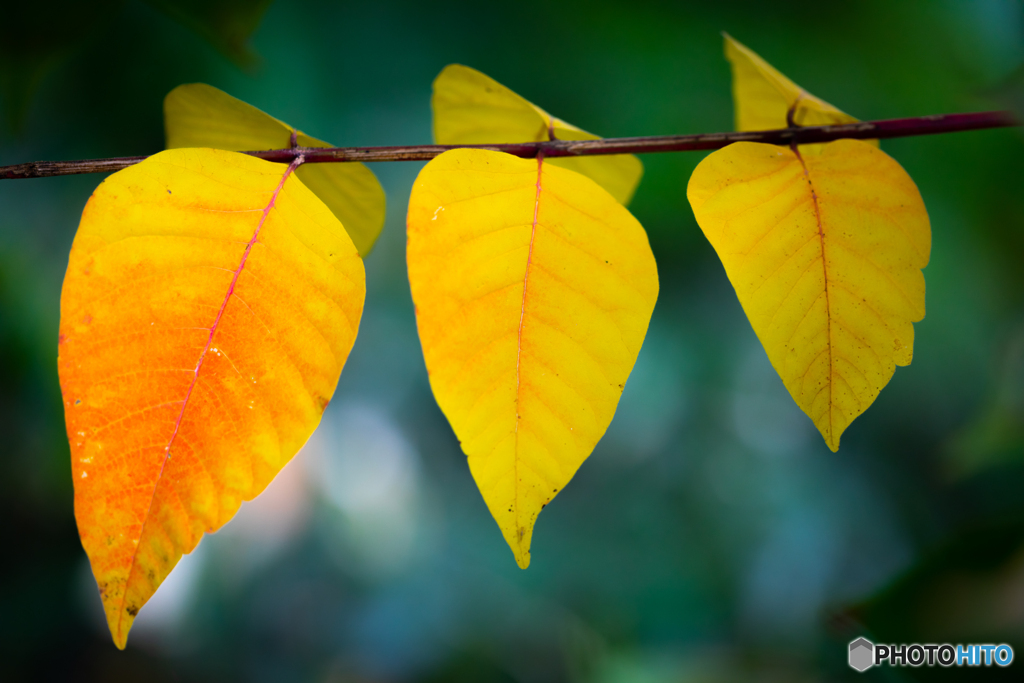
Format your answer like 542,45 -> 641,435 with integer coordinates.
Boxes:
724,32 -> 879,152
432,64 -> 644,204
165,83 -> 387,255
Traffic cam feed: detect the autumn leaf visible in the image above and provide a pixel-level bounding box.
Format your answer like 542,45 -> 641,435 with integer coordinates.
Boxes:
407,148 -> 658,567
165,83 -> 386,256
59,148 -> 365,648
723,33 -> 877,153
688,139 -> 930,450
432,64 -> 643,205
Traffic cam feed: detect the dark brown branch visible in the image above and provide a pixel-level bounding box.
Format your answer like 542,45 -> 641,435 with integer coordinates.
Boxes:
1,111 -> 1017,180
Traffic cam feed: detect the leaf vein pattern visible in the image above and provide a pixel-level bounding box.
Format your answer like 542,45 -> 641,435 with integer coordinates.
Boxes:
75,327 -> 215,353
145,158 -> 286,195
829,239 -> 917,310
767,268 -> 823,334
822,170 -> 927,262
93,401 -> 186,436
90,234 -> 254,255
440,183 -> 535,207
427,289 -> 522,364
527,316 -> 617,388
529,261 -> 630,323
440,332 -> 513,401
734,194 -> 807,256
90,369 -> 198,386
749,232 -> 818,301
264,207 -> 365,289
165,430 -> 225,530
446,222 -> 533,251
831,370 -> 862,411
829,280 -> 896,339
519,347 -> 603,427
831,317 -> 881,365
701,169 -> 803,230
531,225 -> 648,301
246,239 -> 359,318
798,347 -> 830,385
234,267 -> 342,369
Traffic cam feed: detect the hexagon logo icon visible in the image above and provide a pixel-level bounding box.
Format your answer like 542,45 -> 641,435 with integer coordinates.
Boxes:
849,637 -> 874,672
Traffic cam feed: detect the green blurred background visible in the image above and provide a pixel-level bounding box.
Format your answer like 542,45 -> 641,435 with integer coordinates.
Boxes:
2,0 -> 1023,680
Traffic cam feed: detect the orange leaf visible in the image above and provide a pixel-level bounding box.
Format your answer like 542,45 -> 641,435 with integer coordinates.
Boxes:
59,148 -> 365,648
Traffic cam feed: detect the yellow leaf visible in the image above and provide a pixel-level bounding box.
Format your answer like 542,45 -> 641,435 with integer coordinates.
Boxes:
164,83 -> 386,255
407,148 -> 658,567
687,140 -> 930,451
432,64 -> 643,205
59,148 -> 365,648
724,33 -> 878,152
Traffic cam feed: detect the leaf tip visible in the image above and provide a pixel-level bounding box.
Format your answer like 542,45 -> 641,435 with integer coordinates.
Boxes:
514,546 -> 531,569
107,610 -> 132,650
498,512 -> 535,569
505,522 -> 533,568
819,425 -> 842,453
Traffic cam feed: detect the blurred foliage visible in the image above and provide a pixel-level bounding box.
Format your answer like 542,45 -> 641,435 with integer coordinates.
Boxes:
946,325 -> 1024,478
0,0 -> 124,132
143,0 -> 274,68
1,0 -> 1024,681
0,0 -> 270,132
992,63 -> 1024,121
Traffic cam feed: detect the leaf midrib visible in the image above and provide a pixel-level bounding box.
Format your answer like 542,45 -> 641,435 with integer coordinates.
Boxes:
512,154 -> 544,554
114,157 -> 304,643
792,146 -> 834,447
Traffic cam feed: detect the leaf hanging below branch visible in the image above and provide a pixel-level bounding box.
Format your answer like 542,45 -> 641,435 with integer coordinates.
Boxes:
407,148 -> 658,566
688,139 -> 930,450
60,148 -> 365,648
